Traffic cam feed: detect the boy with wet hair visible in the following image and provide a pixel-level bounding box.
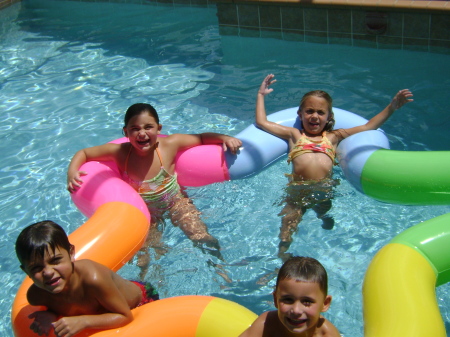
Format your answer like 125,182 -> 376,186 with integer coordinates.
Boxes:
16,220 -> 158,337
239,256 -> 340,337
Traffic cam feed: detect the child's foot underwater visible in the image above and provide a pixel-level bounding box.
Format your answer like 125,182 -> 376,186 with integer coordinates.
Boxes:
207,259 -> 232,283
277,241 -> 293,262
195,237 -> 224,261
320,215 -> 335,230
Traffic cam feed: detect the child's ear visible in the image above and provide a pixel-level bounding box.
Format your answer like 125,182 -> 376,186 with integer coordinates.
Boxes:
272,291 -> 279,309
158,124 -> 162,134
69,245 -> 76,262
321,295 -> 332,312
20,264 -> 31,277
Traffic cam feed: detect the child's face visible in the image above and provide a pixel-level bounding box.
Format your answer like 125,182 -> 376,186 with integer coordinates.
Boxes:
22,245 -> 75,294
298,96 -> 330,135
123,112 -> 162,152
273,278 -> 331,335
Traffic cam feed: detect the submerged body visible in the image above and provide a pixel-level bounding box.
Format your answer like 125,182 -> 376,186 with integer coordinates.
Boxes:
255,74 -> 413,259
67,103 -> 242,277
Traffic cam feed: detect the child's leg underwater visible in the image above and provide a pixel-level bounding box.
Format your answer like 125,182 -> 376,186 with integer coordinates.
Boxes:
169,196 -> 224,261
312,199 -> 334,230
137,221 -> 168,281
277,203 -> 305,261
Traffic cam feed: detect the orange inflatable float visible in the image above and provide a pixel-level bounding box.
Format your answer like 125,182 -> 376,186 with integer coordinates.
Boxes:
11,159 -> 256,336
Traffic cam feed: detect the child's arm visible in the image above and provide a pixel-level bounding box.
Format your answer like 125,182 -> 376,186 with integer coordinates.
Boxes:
67,143 -> 121,192
200,133 -> 242,154
28,310 -> 58,336
165,133 -> 242,155
52,266 -> 134,337
52,312 -> 132,337
339,89 -> 413,139
255,74 -> 296,141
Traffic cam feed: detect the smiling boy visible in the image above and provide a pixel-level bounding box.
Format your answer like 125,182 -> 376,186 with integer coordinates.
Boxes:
239,256 -> 340,337
16,221 -> 158,337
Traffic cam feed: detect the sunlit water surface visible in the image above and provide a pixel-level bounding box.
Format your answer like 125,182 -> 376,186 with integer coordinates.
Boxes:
1,1 -> 450,336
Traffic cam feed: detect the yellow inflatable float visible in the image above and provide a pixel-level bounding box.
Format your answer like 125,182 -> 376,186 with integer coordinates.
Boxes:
363,212 -> 450,336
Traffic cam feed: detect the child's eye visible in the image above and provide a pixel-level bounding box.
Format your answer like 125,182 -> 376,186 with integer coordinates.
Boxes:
29,265 -> 43,274
50,257 -> 62,265
302,299 -> 314,306
280,298 -> 294,304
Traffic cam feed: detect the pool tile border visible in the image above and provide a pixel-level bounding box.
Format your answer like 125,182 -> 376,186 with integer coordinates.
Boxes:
216,1 -> 450,53
2,0 -> 449,53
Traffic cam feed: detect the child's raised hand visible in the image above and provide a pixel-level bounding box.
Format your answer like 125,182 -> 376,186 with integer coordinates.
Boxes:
258,74 -> 276,96
390,89 -> 413,110
52,316 -> 86,337
67,170 -> 88,193
222,136 -> 242,155
28,310 -> 57,336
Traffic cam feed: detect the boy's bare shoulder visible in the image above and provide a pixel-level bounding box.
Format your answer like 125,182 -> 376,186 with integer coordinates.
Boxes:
320,317 -> 341,337
239,311 -> 268,337
75,259 -> 113,286
240,310 -> 285,337
315,316 -> 341,337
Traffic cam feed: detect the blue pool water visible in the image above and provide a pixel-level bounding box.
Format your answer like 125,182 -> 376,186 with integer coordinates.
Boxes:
1,1 -> 450,336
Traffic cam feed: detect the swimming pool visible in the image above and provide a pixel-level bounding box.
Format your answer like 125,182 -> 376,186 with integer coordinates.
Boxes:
1,0 -> 450,336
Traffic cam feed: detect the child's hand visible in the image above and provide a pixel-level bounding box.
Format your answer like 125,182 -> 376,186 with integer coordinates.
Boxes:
222,136 -> 242,155
258,74 -> 276,96
67,171 -> 87,193
28,310 -> 57,336
52,316 -> 86,337
390,89 -> 413,110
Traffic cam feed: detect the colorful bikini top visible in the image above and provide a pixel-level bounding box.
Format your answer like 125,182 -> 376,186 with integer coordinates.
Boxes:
287,131 -> 336,164
122,144 -> 181,212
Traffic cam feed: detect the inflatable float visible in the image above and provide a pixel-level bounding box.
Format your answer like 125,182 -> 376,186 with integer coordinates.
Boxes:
363,212 -> 450,337
176,107 -> 450,205
11,160 -> 257,337
12,106 -> 449,336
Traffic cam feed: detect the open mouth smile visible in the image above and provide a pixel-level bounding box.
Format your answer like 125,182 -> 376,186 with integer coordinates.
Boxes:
45,277 -> 61,287
136,139 -> 151,146
286,317 -> 307,327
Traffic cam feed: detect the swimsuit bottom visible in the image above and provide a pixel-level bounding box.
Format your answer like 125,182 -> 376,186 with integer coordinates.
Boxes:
277,178 -> 340,209
131,281 -> 160,308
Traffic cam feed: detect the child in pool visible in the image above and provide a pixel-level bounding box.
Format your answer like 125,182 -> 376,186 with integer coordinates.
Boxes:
16,220 -> 159,337
256,74 -> 413,260
239,256 -> 340,337
67,103 -> 242,276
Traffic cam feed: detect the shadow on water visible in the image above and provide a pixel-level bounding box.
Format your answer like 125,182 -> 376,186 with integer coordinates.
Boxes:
17,0 -> 220,67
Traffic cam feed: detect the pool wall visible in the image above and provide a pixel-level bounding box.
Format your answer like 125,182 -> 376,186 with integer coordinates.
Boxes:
215,0 -> 450,53
2,0 -> 449,53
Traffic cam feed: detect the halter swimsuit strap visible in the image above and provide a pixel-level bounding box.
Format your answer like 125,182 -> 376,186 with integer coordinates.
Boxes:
124,142 -> 163,175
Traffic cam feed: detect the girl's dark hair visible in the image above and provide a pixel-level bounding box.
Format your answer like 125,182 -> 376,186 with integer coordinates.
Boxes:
299,90 -> 335,131
276,256 -> 328,295
15,221 -> 72,267
124,103 -> 159,127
